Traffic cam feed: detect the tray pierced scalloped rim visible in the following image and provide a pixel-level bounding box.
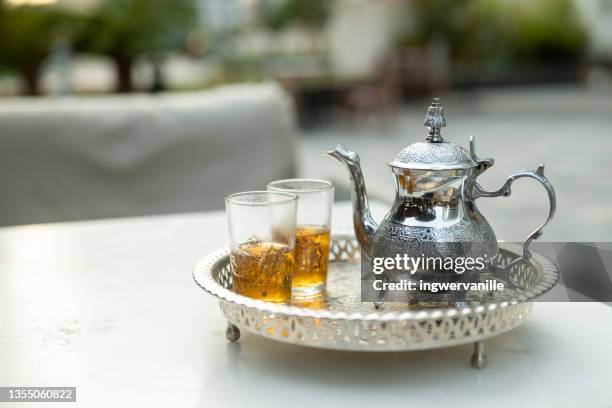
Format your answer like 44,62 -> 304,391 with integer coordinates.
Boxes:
193,233 -> 559,356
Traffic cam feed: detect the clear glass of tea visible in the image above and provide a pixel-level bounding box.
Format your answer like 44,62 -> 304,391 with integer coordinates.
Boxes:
267,179 -> 334,298
225,191 -> 298,304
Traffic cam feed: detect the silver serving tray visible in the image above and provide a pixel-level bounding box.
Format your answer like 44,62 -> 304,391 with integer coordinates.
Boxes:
193,234 -> 559,368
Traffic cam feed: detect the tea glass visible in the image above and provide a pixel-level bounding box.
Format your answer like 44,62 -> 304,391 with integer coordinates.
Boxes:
225,191 -> 297,304
267,179 -> 334,298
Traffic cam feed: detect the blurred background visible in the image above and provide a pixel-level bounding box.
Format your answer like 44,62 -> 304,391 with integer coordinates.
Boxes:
0,0 -> 610,241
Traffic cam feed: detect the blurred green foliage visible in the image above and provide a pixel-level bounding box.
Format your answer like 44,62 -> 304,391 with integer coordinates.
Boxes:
0,3 -> 77,95
76,0 -> 199,92
0,0 -> 199,94
511,0 -> 587,61
0,0 -> 591,96
76,0 -> 197,59
400,0 -> 588,63
259,0 -> 333,32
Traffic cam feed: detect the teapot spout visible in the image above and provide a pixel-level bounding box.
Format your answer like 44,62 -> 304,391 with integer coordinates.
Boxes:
325,144 -> 378,257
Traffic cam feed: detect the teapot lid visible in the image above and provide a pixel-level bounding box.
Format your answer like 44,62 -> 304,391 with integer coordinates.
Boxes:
388,98 -> 478,171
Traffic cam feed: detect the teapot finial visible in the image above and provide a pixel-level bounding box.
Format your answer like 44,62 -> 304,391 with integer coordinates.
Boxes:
424,97 -> 446,143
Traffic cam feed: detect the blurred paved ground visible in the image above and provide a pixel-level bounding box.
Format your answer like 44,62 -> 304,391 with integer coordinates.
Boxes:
297,86 -> 612,242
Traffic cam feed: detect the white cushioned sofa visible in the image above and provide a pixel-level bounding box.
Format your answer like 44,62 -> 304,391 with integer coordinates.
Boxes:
0,82 -> 296,226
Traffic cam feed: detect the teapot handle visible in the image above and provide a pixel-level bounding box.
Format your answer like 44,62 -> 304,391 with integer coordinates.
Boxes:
473,165 -> 556,262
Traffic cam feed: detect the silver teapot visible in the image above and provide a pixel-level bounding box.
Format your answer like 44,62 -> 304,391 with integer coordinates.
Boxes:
326,98 -> 556,280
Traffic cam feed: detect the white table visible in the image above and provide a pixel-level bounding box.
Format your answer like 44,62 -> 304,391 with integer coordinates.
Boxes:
1,204 -> 611,407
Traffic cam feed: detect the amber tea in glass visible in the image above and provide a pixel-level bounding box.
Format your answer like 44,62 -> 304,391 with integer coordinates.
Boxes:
268,179 -> 334,298
294,225 -> 330,289
225,191 -> 297,304
230,241 -> 294,303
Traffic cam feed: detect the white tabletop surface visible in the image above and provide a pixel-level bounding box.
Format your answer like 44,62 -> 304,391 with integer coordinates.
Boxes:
1,203 -> 611,407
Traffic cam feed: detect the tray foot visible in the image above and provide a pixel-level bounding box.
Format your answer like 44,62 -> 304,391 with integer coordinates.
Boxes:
226,322 -> 240,342
470,341 -> 487,369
